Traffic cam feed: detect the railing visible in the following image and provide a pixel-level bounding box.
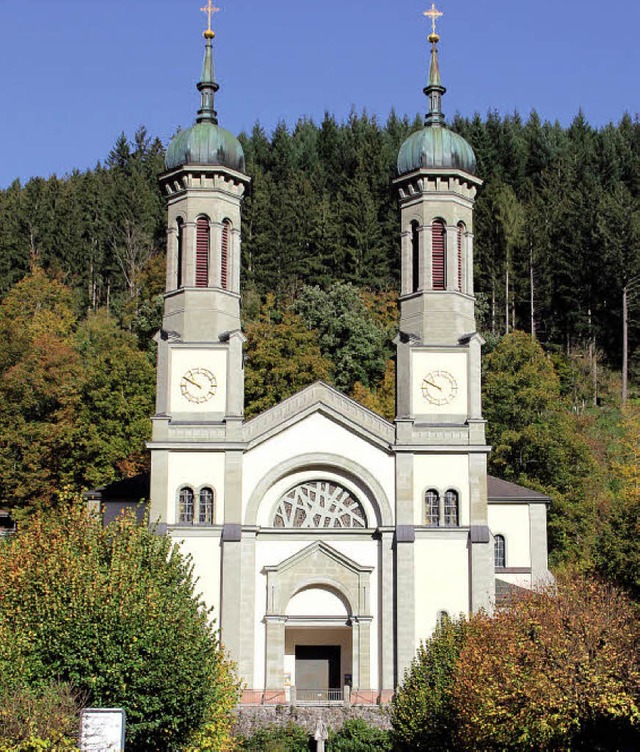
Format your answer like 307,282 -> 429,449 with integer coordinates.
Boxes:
238,688 -> 394,707
295,688 -> 343,705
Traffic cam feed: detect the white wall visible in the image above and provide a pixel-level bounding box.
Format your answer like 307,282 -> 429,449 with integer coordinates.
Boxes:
413,454 -> 470,526
243,413 -> 394,525
488,504 -> 531,568
166,451 -> 225,524
414,537 -> 469,644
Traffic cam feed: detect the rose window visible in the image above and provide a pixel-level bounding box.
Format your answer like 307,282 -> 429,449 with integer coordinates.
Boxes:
272,481 -> 366,529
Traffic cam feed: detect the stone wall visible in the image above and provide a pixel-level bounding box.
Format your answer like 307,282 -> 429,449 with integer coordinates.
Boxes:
233,704 -> 391,739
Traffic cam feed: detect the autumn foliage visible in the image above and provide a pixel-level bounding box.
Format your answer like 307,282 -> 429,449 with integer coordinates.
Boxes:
392,577 -> 640,752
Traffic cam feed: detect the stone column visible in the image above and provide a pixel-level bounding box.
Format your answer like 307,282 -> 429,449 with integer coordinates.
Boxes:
265,616 -> 286,689
446,226 -> 458,291
380,530 -> 395,691
184,221 -> 197,287
395,453 -> 415,683
420,226 -> 432,291
466,232 -> 475,296
165,227 -> 177,291
400,230 -> 412,296
210,220 -> 222,288
357,617 -> 372,689
351,619 -> 360,688
238,531 -> 256,687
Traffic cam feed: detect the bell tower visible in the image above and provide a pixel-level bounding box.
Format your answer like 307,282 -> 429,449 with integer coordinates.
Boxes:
153,9 -> 250,427
392,4 -> 493,680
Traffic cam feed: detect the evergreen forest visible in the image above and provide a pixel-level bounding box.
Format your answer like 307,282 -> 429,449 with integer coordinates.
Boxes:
1,109 -> 639,596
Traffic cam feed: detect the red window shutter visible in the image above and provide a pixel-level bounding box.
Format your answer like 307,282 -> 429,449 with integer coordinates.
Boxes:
221,220 -> 230,290
432,220 -> 446,290
457,224 -> 464,292
195,217 -> 209,287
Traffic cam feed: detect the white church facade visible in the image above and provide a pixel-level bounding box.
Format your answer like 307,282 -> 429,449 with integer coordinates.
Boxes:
136,11 -> 552,703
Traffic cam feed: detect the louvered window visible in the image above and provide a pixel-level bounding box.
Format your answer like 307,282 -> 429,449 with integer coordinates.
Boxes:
457,223 -> 464,292
195,217 -> 210,287
411,221 -> 420,293
432,220 -> 446,290
221,219 -> 230,290
425,489 -> 439,527
176,218 -> 184,289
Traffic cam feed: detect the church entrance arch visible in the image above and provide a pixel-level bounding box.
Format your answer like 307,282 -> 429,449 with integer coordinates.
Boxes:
263,542 -> 373,692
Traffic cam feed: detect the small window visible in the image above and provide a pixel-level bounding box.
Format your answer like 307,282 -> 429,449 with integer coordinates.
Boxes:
178,487 -> 195,524
494,534 -> 506,569
176,217 -> 184,289
457,222 -> 465,292
411,221 -> 420,293
432,219 -> 446,290
221,219 -> 231,290
195,216 -> 210,287
437,610 -> 450,627
425,489 -> 439,527
444,490 -> 459,526
199,487 -> 215,525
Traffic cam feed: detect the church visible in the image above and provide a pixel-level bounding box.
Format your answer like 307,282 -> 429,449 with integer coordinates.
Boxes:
132,5 -> 553,704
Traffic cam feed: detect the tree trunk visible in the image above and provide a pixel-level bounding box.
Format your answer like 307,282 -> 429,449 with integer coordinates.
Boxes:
622,285 -> 628,404
505,259 -> 510,335
530,242 -> 536,339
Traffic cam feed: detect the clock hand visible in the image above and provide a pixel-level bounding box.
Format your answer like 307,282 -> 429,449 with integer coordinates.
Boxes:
424,379 -> 442,391
183,376 -> 202,389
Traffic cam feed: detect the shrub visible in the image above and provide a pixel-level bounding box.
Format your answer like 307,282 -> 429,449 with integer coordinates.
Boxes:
0,683 -> 79,750
390,616 -> 468,751
452,576 -> 640,751
240,722 -> 311,751
0,503 -> 240,752
327,718 -> 391,751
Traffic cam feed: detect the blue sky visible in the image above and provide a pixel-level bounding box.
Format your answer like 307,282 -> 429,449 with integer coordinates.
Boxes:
1,0 -> 638,188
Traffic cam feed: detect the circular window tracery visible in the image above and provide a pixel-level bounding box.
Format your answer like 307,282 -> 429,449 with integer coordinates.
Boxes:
272,481 -> 366,529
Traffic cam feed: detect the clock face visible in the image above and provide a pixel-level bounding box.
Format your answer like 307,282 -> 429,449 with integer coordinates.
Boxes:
421,370 -> 458,406
180,368 -> 217,404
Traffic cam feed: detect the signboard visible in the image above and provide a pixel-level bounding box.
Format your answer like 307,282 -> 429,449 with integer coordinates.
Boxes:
80,708 -> 126,751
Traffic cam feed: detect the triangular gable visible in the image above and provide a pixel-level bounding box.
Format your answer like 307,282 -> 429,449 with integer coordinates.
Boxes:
243,381 -> 394,451
263,540 -> 374,578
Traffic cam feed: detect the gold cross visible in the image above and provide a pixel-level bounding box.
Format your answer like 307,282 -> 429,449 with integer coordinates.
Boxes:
423,2 -> 443,37
201,0 -> 220,37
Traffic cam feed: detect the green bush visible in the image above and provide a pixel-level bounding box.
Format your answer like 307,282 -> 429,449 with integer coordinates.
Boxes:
240,722 -> 311,751
328,719 -> 391,751
0,504 -> 240,752
390,616 -> 468,752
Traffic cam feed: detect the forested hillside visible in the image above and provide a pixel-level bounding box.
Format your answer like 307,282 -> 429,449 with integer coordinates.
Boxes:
0,110 -> 638,593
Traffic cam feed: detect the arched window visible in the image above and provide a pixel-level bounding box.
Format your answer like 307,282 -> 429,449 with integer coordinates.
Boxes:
425,489 -> 439,527
273,481 -> 366,528
199,487 -> 215,525
432,219 -> 446,290
195,216 -> 210,287
411,220 -> 420,293
176,217 -> 184,289
443,490 -> 459,526
178,487 -> 195,524
221,219 -> 231,290
437,610 -> 450,627
494,534 -> 506,569
457,222 -> 465,292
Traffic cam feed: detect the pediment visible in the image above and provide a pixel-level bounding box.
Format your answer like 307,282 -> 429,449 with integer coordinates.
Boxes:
263,540 -> 373,577
243,381 -> 394,450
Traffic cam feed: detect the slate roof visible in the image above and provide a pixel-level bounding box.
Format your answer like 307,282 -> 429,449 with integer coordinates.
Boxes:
487,475 -> 550,504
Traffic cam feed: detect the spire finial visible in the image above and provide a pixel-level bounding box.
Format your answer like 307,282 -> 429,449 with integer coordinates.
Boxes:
196,1 -> 220,124
201,0 -> 220,40
422,2 -> 446,126
423,2 -> 443,44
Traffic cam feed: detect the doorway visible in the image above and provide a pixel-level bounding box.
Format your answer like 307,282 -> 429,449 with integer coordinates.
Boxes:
295,645 -> 341,690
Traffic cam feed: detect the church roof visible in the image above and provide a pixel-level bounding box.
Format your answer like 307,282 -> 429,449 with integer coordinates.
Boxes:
487,475 -> 550,504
